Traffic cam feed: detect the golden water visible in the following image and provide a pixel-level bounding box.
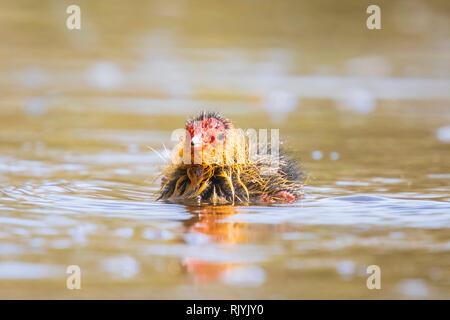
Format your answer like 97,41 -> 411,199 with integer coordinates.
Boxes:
0,0 -> 449,299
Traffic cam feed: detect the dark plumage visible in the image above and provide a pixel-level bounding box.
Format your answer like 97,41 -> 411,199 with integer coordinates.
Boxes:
158,111 -> 304,204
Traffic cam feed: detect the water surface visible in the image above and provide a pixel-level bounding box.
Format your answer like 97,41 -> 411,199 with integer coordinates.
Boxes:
0,0 -> 449,299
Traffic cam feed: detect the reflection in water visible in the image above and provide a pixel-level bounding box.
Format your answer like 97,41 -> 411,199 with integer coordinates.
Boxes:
182,206 -> 249,284
0,0 -> 449,299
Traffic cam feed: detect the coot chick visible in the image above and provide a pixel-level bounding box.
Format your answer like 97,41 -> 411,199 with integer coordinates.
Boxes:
158,111 -> 304,204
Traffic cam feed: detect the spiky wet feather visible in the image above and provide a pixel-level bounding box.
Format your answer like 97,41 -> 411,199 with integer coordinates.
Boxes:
158,112 -> 304,204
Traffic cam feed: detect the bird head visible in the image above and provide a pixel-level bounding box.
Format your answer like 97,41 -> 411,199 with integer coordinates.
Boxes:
184,111 -> 233,164
186,115 -> 227,149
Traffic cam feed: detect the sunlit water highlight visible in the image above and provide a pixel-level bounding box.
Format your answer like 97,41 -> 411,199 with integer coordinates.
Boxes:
0,0 -> 449,299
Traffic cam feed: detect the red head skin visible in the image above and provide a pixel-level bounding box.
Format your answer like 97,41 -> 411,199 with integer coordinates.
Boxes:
185,117 -> 227,153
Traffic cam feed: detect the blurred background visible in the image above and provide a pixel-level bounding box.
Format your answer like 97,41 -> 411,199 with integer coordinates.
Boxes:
0,0 -> 449,299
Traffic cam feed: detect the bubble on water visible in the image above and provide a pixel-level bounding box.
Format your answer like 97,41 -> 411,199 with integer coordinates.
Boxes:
337,88 -> 376,114
85,61 -> 123,90
101,255 -> 140,279
336,260 -> 355,277
330,152 -> 339,161
398,279 -> 429,297
221,265 -> 266,287
114,227 -> 134,238
0,262 -> 63,279
436,126 -> 450,143
312,150 -> 323,160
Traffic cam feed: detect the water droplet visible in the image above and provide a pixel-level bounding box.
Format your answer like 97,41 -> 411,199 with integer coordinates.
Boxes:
336,260 -> 355,277
330,152 -> 339,161
436,126 -> 450,143
312,150 -> 323,160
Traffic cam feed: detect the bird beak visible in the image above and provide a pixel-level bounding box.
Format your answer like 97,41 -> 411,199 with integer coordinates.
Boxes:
191,135 -> 202,146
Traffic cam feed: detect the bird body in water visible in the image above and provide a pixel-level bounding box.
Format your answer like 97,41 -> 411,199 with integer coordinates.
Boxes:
158,111 -> 304,204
